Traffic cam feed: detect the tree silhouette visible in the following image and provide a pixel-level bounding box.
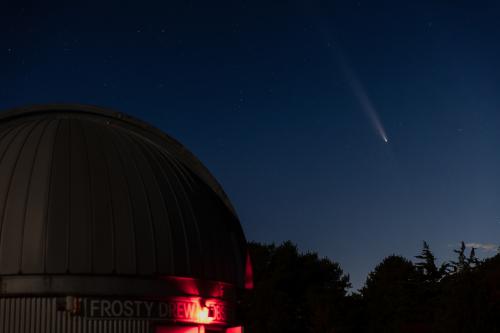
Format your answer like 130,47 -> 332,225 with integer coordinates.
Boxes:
361,255 -> 420,333
415,241 -> 448,282
467,247 -> 480,268
241,241 -> 351,333
450,241 -> 482,274
241,240 -> 499,333
412,241 -> 449,329
451,241 -> 468,273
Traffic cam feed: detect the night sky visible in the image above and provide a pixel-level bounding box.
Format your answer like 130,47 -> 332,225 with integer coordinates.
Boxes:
2,1 -> 500,290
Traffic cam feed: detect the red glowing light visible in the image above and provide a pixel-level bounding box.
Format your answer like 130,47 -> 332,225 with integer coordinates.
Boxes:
156,326 -> 243,333
160,276 -> 200,295
160,275 -> 233,299
197,306 -> 212,324
245,251 -> 254,289
155,327 -> 199,333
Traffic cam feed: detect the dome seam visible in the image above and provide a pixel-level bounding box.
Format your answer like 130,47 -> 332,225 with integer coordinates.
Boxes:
106,126 -> 139,274
41,120 -> 61,274
79,121 -> 95,274
0,121 -> 41,272
93,123 -> 117,274
18,120 -> 51,273
113,128 -> 158,275
126,133 -> 176,275
154,151 -> 197,276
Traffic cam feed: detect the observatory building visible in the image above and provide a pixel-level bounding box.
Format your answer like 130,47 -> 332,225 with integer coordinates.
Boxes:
0,105 -> 251,333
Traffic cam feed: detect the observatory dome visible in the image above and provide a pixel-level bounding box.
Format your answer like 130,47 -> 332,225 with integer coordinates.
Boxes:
0,104 -> 248,297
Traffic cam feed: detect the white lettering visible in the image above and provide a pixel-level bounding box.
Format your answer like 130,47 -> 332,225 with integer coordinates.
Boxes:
184,302 -> 197,319
159,302 -> 168,317
177,303 -> 185,318
82,298 -> 229,323
170,303 -> 176,317
134,301 -> 142,315
101,300 -> 112,317
90,300 -> 100,317
123,301 -> 134,317
144,302 -> 154,317
111,300 -> 123,317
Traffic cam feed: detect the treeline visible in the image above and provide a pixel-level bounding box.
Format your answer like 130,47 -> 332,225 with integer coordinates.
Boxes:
240,241 -> 500,333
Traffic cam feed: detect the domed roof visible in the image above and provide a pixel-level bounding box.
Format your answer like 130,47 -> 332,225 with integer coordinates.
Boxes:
0,104 -> 247,289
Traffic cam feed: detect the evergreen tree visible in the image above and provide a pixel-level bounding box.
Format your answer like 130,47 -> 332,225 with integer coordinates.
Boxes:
451,241 -> 467,273
241,241 -> 351,333
415,241 -> 439,282
361,255 -> 420,332
415,241 -> 449,282
450,241 -> 482,273
467,247 -> 480,268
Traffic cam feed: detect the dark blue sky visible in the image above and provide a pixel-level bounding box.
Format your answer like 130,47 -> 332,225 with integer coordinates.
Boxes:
2,0 -> 500,289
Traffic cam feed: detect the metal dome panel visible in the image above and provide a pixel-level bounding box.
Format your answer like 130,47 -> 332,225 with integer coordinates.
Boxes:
0,105 -> 247,289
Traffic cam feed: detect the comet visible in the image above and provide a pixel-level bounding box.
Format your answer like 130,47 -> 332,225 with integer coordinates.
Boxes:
338,55 -> 389,144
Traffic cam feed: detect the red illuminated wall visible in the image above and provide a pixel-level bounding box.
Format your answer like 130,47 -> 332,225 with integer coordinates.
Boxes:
156,327 -> 199,333
155,326 -> 243,333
